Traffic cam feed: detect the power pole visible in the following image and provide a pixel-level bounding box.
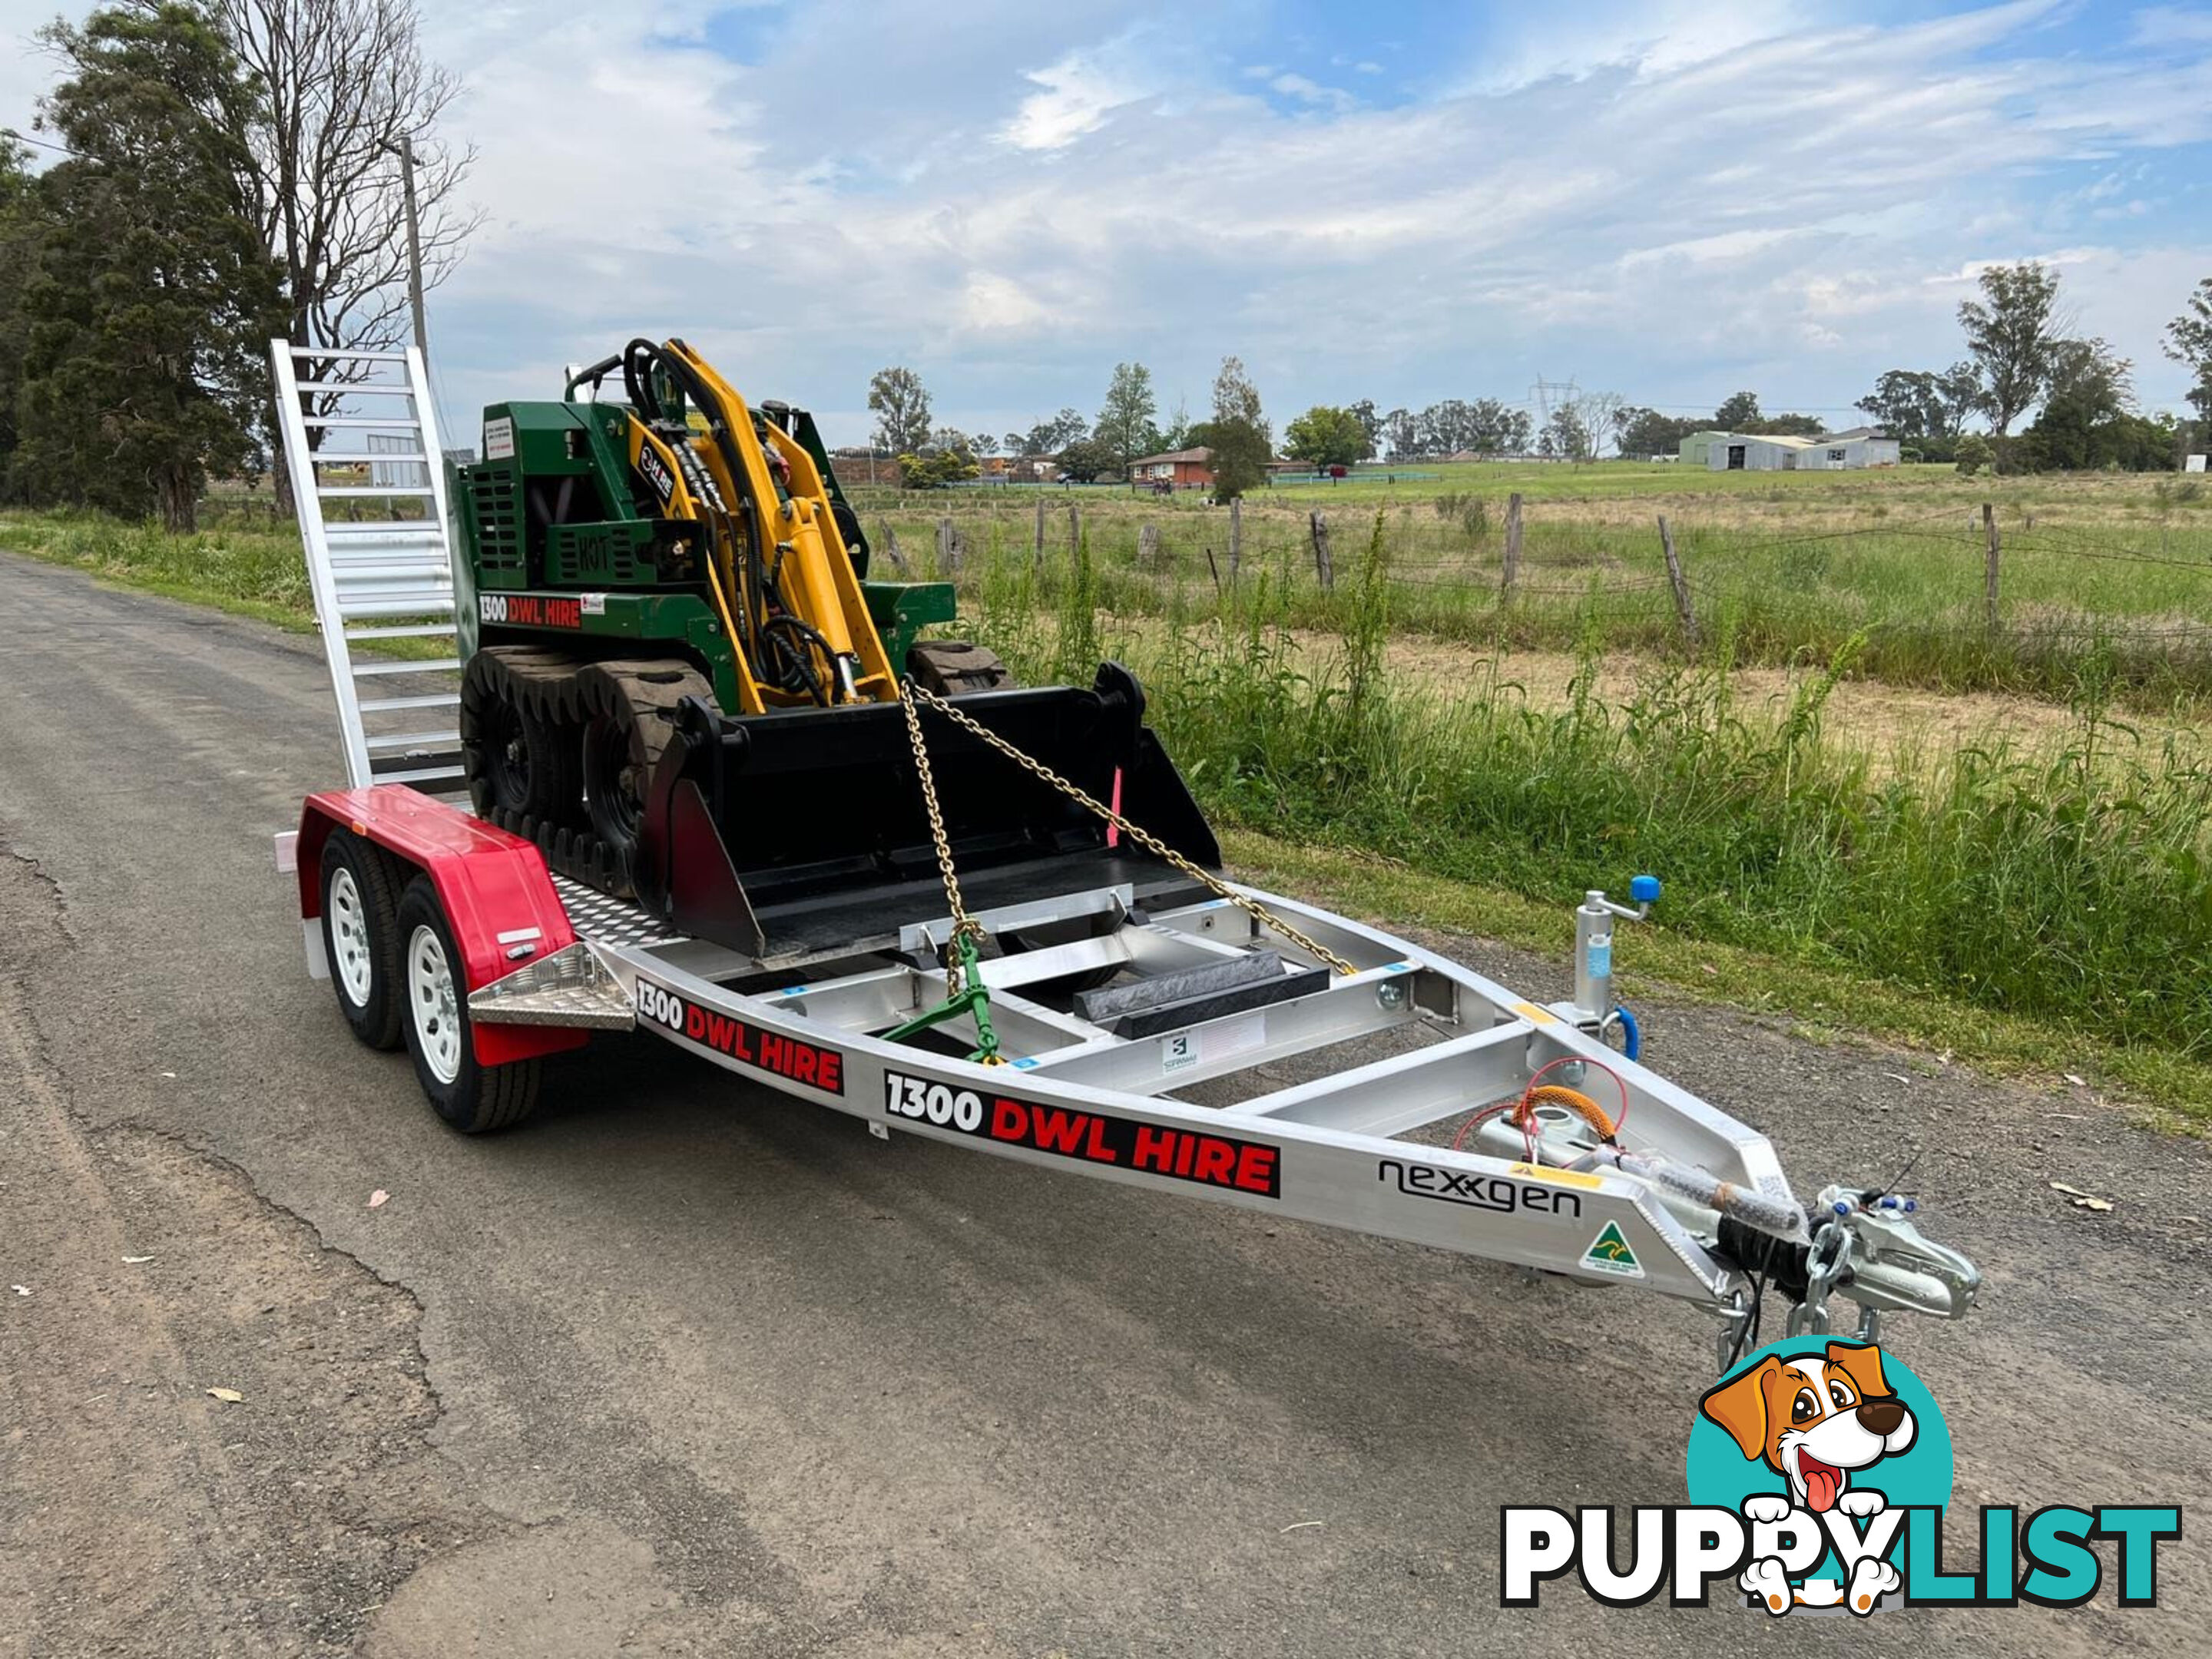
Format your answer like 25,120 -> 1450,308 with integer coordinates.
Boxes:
380,134 -> 429,365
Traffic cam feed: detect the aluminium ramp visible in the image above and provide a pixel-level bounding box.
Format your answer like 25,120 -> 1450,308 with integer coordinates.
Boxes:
270,339 -> 466,793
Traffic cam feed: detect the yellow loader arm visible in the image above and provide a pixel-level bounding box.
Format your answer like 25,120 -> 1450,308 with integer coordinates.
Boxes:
617,337 -> 897,714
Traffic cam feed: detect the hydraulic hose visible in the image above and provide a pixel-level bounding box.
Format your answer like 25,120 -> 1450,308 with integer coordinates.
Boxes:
1614,1002 -> 1641,1061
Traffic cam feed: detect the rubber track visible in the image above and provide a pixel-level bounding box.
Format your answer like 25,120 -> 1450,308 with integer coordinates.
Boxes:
461,647 -> 713,899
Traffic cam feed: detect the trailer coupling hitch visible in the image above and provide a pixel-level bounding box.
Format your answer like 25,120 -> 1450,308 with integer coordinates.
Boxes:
1714,1183 -> 1980,1369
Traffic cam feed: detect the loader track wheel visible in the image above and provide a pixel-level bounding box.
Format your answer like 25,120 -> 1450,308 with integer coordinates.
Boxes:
906,640 -> 1014,697
395,876 -> 541,1134
575,661 -> 716,896
320,830 -> 404,1049
462,648 -> 583,823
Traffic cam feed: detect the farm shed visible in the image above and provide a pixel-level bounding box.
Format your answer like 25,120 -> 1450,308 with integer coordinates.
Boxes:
1677,429 -> 1730,466
1708,434 -> 1816,471
1128,447 -> 1214,489
1794,431 -> 1901,469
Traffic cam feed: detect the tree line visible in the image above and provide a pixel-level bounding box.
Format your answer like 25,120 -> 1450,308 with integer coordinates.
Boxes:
872,259 -> 2212,495
0,1 -> 471,531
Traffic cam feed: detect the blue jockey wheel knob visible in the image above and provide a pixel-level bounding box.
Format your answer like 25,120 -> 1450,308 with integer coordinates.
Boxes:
1629,875 -> 1661,905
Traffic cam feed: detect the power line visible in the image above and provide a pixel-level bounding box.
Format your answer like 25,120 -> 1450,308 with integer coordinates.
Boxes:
0,127 -> 83,160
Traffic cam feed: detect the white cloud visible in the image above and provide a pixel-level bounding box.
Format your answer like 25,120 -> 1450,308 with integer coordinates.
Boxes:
2131,5 -> 2212,45
1268,72 -> 1355,113
1004,38 -> 1161,150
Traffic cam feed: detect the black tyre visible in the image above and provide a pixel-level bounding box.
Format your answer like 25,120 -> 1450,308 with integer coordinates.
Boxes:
580,702 -> 646,860
462,651 -> 584,823
320,830 -> 404,1049
394,876 -> 541,1133
575,661 -> 711,892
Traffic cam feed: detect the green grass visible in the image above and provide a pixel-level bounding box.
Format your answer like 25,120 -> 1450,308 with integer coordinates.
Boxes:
959,522 -> 2212,1114
1220,829 -> 2212,1131
861,463 -> 2212,706
0,507 -> 452,658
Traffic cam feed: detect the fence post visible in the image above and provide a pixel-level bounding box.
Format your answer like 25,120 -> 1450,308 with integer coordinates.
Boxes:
881,525 -> 909,575
1499,491 -> 1524,602
1138,522 -> 1160,568
1228,497 -> 1243,586
937,515 -> 958,574
1657,515 -> 1699,648
1310,510 -> 1333,589
1982,503 -> 2002,631
1204,546 -> 1222,596
1068,503 -> 1081,562
1034,492 -> 1047,565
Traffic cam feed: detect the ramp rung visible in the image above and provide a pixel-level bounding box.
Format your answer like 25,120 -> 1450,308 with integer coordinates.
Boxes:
358,691 -> 461,713
303,415 -> 421,431
371,763 -> 468,785
290,347 -> 409,363
353,657 -> 460,676
322,519 -> 441,535
293,380 -> 416,395
346,622 -> 455,639
363,728 -> 459,751
318,485 -> 435,498
336,593 -> 455,618
330,561 -> 452,583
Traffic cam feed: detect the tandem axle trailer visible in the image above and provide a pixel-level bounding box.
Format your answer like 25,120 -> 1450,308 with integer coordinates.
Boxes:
280,780 -> 1976,1372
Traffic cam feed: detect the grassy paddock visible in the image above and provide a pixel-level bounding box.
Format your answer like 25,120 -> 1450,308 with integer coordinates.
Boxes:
863,463 -> 2212,706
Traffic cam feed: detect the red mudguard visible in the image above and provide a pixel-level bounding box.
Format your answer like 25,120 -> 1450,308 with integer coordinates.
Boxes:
296,786 -> 588,1065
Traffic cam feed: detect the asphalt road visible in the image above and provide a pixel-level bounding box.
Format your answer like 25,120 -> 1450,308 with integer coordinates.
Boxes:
1,551 -> 2206,1657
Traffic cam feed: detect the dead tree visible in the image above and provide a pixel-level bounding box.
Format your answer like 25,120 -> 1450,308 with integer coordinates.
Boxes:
217,0 -> 482,505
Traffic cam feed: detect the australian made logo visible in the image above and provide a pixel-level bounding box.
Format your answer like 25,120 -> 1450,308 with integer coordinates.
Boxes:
1579,1220 -> 1643,1278
1502,1338 -> 2179,1615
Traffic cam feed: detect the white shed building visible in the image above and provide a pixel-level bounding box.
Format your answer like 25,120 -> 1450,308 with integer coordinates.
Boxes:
1708,435 -> 1814,471
1707,429 -> 1901,471
1796,429 -> 1902,470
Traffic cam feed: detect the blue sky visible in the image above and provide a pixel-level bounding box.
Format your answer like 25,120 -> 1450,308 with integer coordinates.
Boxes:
4,0 -> 2210,446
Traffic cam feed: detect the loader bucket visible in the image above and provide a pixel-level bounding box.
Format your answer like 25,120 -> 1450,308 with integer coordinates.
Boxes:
632,663 -> 1221,959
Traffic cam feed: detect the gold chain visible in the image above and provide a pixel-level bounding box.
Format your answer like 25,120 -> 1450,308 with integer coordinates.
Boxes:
902,683 -> 1356,978
899,689 -> 987,999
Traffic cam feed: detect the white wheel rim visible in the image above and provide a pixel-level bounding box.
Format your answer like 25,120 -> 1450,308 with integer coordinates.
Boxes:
328,867 -> 374,1006
407,924 -> 464,1084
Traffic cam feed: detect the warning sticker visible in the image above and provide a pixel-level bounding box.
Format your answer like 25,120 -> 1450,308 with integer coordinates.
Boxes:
1579,1220 -> 1645,1278
482,416 -> 515,460
1510,1161 -> 1604,1191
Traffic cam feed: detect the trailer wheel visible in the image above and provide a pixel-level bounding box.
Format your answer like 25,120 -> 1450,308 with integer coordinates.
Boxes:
394,876 -> 541,1133
320,830 -> 403,1049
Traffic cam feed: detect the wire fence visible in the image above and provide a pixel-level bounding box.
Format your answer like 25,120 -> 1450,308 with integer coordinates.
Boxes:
866,489 -> 2212,698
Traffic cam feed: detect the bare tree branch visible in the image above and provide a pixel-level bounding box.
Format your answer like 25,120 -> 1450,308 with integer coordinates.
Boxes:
216,0 -> 482,367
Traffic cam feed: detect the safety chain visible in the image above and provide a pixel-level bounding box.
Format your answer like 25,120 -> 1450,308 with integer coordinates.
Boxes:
903,683 -> 1356,979
1784,1220 -> 1854,1337
898,688 -> 988,1002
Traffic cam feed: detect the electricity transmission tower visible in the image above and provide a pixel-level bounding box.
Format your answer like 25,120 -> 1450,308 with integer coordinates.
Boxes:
1528,376 -> 1580,430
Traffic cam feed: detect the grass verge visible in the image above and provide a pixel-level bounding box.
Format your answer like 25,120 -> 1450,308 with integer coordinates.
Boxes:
0,508 -> 451,659
1222,828 -> 2212,1134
